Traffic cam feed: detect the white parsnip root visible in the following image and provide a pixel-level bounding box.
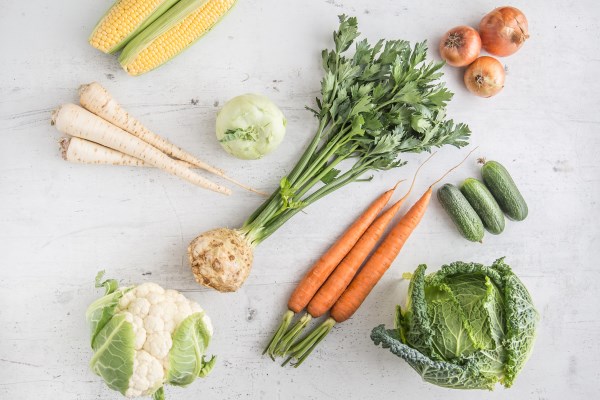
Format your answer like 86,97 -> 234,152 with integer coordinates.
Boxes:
52,104 -> 231,195
79,82 -> 266,196
60,137 -> 195,168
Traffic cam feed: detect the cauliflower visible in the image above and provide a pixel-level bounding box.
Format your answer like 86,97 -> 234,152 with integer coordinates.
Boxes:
86,274 -> 215,399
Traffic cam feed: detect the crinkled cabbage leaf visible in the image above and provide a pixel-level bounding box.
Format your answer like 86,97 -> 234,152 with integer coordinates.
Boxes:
371,258 -> 538,390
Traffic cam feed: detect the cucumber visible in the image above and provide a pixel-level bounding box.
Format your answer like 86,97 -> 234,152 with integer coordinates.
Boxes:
437,183 -> 485,242
480,160 -> 528,221
461,178 -> 505,234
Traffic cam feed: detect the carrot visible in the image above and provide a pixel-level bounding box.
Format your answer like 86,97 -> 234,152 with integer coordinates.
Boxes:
79,82 -> 266,196
285,149 -> 477,366
263,178 -> 404,359
52,103 -> 231,195
306,153 -> 435,319
287,180 -> 402,312
268,154 -> 434,358
60,136 -> 195,168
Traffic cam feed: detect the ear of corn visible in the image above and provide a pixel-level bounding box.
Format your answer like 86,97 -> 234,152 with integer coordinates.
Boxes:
89,0 -> 180,54
118,0 -> 237,76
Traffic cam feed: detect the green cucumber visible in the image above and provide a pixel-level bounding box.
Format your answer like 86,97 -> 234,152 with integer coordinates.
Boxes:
437,183 -> 485,242
480,160 -> 528,221
461,178 -> 505,234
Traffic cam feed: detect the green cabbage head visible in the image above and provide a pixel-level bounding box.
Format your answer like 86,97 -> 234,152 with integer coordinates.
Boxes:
216,93 -> 286,160
371,258 -> 538,390
86,272 -> 215,399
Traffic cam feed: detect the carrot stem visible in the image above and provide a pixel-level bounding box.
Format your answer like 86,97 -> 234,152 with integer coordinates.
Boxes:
263,310 -> 294,360
273,313 -> 312,357
287,318 -> 336,367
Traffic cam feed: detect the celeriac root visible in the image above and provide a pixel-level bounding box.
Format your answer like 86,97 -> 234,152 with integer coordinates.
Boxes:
79,82 -> 266,196
60,136 -> 195,168
188,228 -> 254,292
52,103 -> 231,195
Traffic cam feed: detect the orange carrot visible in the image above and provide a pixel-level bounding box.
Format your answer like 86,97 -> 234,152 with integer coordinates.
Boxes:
307,153 -> 434,318
270,155 -> 434,358
332,188 -> 433,322
288,181 -> 403,313
263,178 -> 404,359
285,148 -> 477,367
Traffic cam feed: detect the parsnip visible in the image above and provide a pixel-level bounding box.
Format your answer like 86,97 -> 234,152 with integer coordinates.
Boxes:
60,136 -> 195,168
52,104 -> 231,195
79,82 -> 265,195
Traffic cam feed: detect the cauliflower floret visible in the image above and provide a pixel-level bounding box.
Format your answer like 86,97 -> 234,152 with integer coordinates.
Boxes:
125,350 -> 164,398
143,315 -> 164,334
202,315 -> 214,337
146,291 -> 165,305
121,312 -> 147,350
118,290 -> 136,309
175,302 -> 192,326
134,282 -> 164,298
128,298 -> 151,317
148,301 -> 180,333
143,332 -> 172,360
190,302 -> 204,314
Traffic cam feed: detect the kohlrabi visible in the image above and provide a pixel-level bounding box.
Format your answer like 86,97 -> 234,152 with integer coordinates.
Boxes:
216,94 -> 287,160
371,258 -> 538,390
86,272 -> 215,399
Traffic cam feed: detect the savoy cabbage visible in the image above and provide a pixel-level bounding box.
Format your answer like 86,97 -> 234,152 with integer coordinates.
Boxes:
371,258 -> 538,390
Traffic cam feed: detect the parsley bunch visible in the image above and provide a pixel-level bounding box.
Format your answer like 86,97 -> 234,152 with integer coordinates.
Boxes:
241,15 -> 470,245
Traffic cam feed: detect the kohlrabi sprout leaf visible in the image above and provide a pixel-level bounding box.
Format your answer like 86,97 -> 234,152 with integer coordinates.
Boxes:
89,314 -> 135,395
167,312 -> 213,387
219,127 -> 259,143
372,259 -> 538,390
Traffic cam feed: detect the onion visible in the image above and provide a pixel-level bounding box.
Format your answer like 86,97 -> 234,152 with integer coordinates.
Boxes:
479,6 -> 529,56
464,56 -> 505,98
439,26 -> 481,67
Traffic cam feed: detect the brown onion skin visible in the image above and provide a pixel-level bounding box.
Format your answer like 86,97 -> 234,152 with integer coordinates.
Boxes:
479,6 -> 529,56
464,56 -> 505,98
439,26 -> 482,67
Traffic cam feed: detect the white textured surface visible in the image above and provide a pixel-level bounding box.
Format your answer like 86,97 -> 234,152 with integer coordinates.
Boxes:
1,0 -> 599,399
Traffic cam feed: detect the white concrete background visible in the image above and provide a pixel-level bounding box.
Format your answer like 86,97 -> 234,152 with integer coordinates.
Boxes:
1,0 -> 598,399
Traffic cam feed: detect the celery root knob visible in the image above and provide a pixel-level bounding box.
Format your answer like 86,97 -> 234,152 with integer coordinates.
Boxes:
187,228 -> 254,292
